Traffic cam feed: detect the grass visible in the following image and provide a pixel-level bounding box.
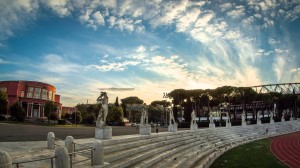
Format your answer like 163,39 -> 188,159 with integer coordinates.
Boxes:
210,138 -> 288,168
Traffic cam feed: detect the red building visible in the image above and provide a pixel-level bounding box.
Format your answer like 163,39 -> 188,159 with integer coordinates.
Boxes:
0,80 -> 62,118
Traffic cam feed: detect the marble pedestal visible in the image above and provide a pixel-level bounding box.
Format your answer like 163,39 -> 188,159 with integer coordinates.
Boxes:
95,126 -> 112,140
270,119 -> 274,124
257,119 -> 262,125
140,125 -> 151,135
281,118 -> 285,122
190,123 -> 198,130
168,124 -> 177,132
226,121 -> 231,127
209,123 -> 215,128
242,121 -> 247,126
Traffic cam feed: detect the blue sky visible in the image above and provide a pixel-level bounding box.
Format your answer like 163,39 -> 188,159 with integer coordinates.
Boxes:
0,0 -> 300,106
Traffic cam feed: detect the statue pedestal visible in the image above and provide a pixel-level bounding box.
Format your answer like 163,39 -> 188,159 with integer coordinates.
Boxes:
168,124 -> 177,132
95,126 -> 112,140
257,119 -> 261,125
270,119 -> 274,124
209,123 -> 215,128
281,118 -> 285,122
226,121 -> 231,127
190,123 -> 198,130
140,125 -> 151,135
242,121 -> 246,126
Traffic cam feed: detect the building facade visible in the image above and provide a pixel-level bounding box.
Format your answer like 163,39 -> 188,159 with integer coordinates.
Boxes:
0,81 -> 62,118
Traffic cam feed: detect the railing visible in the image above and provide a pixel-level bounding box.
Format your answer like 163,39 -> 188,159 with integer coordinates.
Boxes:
54,137 -> 64,147
12,156 -> 56,168
70,142 -> 94,167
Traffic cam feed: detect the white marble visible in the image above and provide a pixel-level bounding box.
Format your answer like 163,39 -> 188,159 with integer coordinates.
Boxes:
168,124 -> 178,132
47,132 -> 55,149
209,123 -> 215,129
95,126 -> 112,140
139,125 -> 151,135
65,136 -> 74,154
96,92 -> 109,127
93,140 -> 104,165
190,123 -> 198,130
55,147 -> 70,168
0,150 -> 12,168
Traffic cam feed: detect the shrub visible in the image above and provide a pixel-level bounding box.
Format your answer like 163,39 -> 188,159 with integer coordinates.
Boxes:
49,112 -> 58,120
0,115 -> 6,120
10,103 -> 26,122
83,113 -> 96,125
58,119 -> 66,125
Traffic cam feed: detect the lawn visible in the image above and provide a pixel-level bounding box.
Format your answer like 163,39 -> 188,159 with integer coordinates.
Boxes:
210,138 -> 287,168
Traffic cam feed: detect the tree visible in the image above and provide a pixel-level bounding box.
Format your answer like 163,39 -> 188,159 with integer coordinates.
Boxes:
72,111 -> 82,124
115,97 -> 120,106
107,104 -> 124,123
121,96 -> 144,122
10,103 -> 26,122
148,105 -> 162,123
0,91 -> 7,115
151,100 -> 171,123
44,101 -> 58,122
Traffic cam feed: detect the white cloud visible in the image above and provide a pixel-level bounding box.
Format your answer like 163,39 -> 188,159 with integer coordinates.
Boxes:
0,58 -> 11,64
194,12 -> 214,28
93,11 -> 105,25
273,55 -> 286,81
0,0 -> 39,41
176,8 -> 201,32
42,0 -> 71,17
227,5 -> 245,19
86,60 -> 140,72
219,3 -> 233,12
136,45 -> 146,53
39,54 -> 81,74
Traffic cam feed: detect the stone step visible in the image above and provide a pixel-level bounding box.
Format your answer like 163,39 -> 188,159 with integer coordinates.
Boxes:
104,133 -> 188,154
165,144 -> 211,168
105,134 -> 195,163
129,138 -> 206,168
108,137 -> 197,168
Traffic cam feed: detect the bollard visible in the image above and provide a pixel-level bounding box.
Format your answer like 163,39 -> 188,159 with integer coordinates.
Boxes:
65,136 -> 74,155
93,140 -> 104,165
47,132 -> 55,149
55,147 -> 70,168
0,151 -> 12,168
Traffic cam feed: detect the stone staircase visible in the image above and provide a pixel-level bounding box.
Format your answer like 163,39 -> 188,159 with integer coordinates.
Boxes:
83,120 -> 300,168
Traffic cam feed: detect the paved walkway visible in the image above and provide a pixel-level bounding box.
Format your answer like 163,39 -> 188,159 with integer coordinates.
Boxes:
270,132 -> 300,168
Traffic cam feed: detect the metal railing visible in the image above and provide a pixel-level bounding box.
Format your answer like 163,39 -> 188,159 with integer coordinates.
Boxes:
13,156 -> 56,168
70,142 -> 94,167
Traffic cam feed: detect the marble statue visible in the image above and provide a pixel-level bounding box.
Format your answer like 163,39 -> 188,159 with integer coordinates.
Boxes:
139,107 -> 151,135
281,112 -> 285,122
270,110 -> 274,124
209,112 -> 213,123
140,107 -> 148,126
257,111 -> 261,119
226,112 -> 229,121
191,110 -> 197,125
241,111 -> 246,126
169,108 -> 176,125
96,92 -> 109,127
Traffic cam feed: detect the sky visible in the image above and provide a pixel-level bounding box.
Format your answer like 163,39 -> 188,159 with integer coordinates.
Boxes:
0,0 -> 300,106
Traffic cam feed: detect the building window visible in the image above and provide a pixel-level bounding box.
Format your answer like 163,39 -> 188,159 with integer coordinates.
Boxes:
27,87 -> 34,98
0,86 -> 7,92
49,91 -> 53,100
34,88 -> 41,99
42,89 -> 47,100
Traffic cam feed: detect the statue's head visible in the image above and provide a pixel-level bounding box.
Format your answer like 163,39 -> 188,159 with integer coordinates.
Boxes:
99,92 -> 108,103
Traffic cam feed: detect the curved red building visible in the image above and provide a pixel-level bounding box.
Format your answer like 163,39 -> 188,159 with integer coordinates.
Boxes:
0,81 -> 62,118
